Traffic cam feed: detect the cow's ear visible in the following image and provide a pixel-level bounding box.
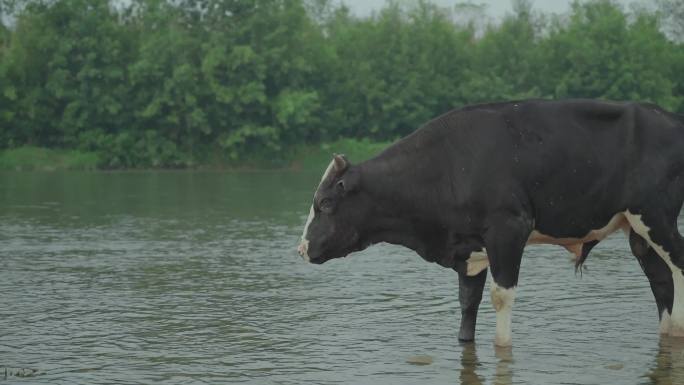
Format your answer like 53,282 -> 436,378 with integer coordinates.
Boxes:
336,180 -> 346,193
338,169 -> 360,194
333,154 -> 349,174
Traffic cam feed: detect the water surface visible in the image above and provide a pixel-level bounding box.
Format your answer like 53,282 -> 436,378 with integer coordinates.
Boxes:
2,171 -> 684,384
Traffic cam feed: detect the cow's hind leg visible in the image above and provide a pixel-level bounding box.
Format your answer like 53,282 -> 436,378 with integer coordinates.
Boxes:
484,213 -> 532,347
625,210 -> 684,336
629,229 -> 674,334
457,268 -> 487,342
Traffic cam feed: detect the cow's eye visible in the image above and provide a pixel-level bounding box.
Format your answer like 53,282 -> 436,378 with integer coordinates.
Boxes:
320,198 -> 333,211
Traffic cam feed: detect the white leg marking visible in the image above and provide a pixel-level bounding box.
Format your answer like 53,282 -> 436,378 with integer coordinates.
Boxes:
466,250 -> 488,276
625,211 -> 684,336
298,160 -> 336,261
491,280 -> 516,347
661,310 -> 672,335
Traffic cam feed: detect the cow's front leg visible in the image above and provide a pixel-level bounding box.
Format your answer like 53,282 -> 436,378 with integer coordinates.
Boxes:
484,213 -> 532,347
457,268 -> 487,342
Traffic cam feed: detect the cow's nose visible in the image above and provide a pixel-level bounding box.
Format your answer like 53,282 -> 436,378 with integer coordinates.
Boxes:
297,241 -> 309,261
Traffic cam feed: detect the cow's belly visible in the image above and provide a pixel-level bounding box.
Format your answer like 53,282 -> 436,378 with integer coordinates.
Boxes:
527,212 -> 629,249
465,213 -> 629,276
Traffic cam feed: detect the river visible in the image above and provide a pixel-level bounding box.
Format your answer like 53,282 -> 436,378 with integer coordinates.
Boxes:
1,171 -> 683,384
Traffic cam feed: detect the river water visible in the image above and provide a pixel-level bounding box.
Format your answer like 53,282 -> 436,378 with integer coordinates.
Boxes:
1,171 -> 683,384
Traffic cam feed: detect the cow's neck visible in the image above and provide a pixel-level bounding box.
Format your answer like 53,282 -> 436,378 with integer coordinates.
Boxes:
364,216 -> 431,256
358,144 -> 451,260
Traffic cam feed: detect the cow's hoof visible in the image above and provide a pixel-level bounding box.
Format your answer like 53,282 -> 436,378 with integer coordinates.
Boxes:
659,311 -> 672,335
668,326 -> 684,337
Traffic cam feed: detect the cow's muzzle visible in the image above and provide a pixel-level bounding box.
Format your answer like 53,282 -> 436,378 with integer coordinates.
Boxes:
297,240 -> 310,262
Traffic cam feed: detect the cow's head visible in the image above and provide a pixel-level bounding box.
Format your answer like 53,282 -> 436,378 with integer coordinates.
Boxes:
297,154 -> 370,264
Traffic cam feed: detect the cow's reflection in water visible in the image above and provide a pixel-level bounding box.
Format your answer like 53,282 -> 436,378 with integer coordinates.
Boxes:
459,343 -> 484,385
493,347 -> 513,385
459,339 -> 684,385
644,337 -> 684,385
459,344 -> 512,385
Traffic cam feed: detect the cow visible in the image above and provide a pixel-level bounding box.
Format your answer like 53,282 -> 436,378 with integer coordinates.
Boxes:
296,99 -> 684,347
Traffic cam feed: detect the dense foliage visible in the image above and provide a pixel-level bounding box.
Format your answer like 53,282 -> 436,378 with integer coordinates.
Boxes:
1,0 -> 683,167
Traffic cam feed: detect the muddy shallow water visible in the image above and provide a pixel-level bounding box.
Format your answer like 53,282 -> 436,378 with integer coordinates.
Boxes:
1,171 -> 684,384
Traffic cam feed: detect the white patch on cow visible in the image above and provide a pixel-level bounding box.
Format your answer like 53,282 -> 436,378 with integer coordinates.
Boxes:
490,280 -> 516,347
624,211 -> 684,336
297,206 -> 315,262
298,205 -> 315,261
660,310 -> 672,335
317,159 -> 336,185
298,160 -> 336,261
466,249 -> 488,276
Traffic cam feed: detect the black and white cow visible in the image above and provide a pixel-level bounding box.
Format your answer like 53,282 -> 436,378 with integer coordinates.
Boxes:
297,99 -> 684,346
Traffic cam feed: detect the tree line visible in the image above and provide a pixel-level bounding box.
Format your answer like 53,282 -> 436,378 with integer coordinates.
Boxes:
1,0 -> 683,167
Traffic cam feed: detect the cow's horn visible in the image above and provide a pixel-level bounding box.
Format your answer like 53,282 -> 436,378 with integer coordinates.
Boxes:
333,154 -> 348,173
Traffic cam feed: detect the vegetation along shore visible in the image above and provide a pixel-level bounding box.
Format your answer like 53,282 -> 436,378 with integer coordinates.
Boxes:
1,0 -> 684,169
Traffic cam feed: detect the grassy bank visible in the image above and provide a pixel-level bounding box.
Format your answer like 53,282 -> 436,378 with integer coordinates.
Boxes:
0,139 -> 392,171
0,147 -> 100,171
286,138 -> 390,171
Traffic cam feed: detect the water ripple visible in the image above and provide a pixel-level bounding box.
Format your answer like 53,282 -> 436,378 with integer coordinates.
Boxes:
1,171 -> 683,384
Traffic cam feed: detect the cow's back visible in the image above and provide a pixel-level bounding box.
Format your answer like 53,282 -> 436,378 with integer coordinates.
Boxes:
417,99 -> 684,237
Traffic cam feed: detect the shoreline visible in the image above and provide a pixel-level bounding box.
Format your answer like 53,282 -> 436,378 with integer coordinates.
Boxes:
0,139 -> 391,172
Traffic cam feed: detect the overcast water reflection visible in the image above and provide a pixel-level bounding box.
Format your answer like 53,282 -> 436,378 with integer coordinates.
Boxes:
1,171 -> 684,384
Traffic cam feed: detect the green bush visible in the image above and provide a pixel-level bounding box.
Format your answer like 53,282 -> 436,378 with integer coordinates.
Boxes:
0,0 -> 682,168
